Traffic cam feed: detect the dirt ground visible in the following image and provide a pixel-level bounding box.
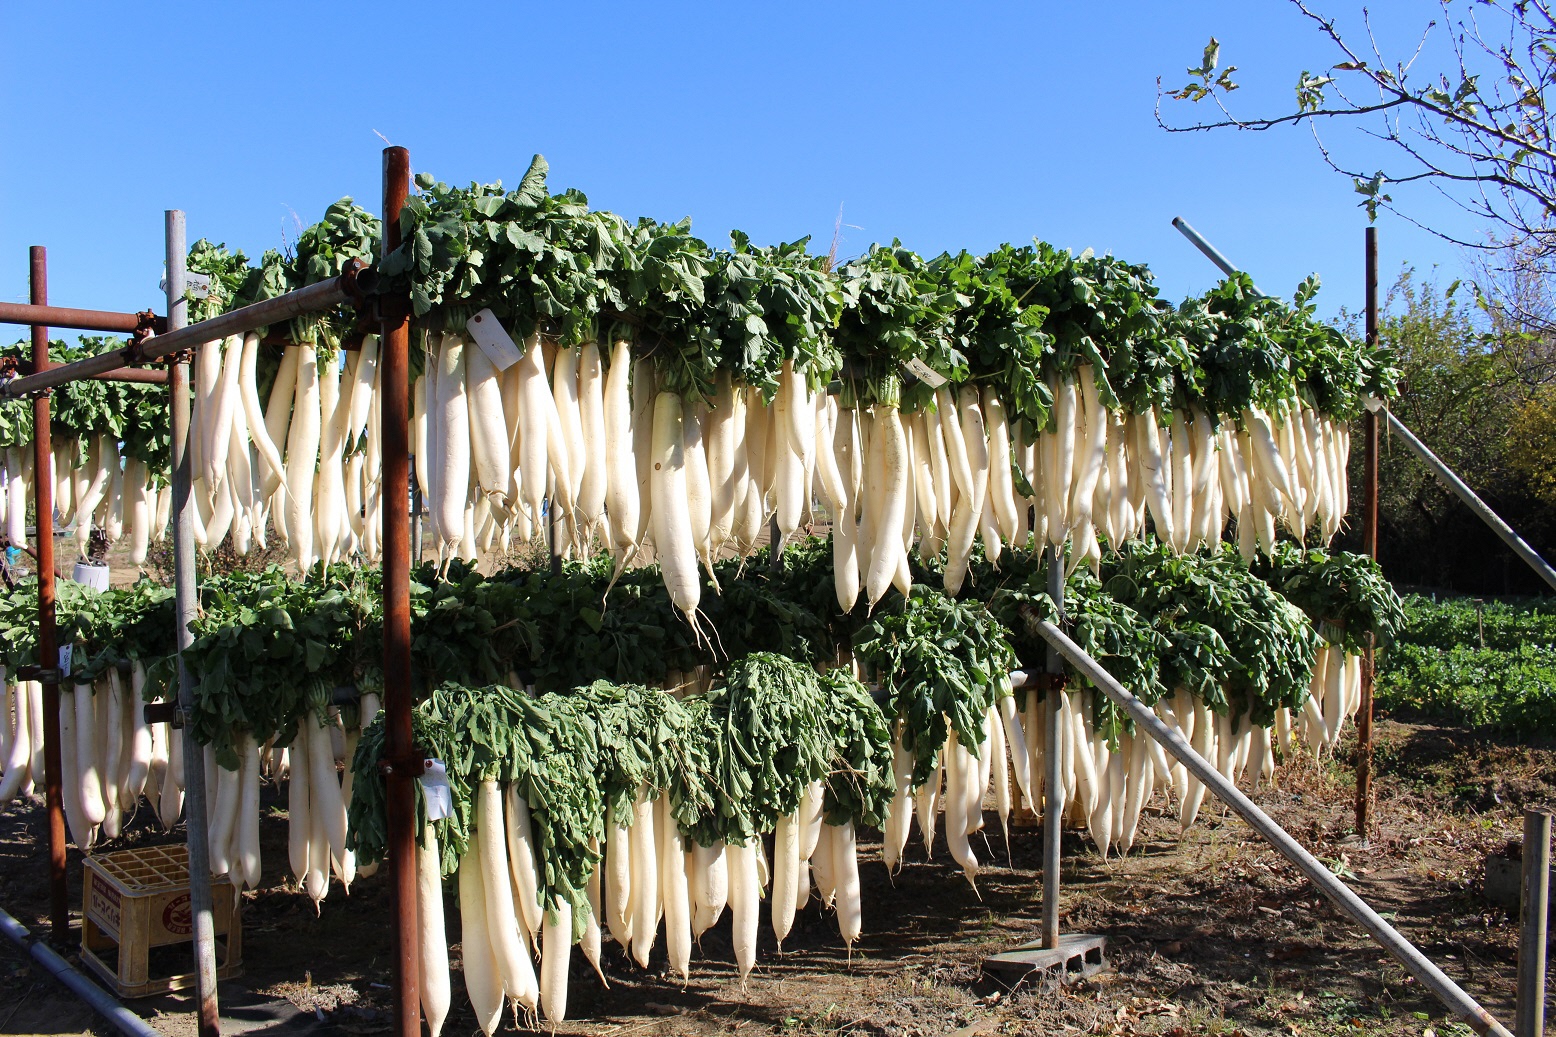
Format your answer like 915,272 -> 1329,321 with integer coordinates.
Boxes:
2,718 -> 1552,1037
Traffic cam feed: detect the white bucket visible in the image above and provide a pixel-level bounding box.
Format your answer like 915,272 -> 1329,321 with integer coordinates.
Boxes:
72,562 -> 110,591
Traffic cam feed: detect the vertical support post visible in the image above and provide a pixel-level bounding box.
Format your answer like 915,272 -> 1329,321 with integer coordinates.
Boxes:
1041,543 -> 1064,949
378,145 -> 421,1037
1518,807 -> 1551,1037
1357,226 -> 1379,842
166,213 -> 221,1037
29,247 -> 69,943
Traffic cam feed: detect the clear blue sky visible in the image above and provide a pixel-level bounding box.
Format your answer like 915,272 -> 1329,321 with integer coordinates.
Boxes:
1,2 -> 1481,333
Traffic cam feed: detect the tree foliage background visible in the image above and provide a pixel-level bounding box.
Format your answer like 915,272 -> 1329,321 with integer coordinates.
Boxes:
1335,263 -> 1556,594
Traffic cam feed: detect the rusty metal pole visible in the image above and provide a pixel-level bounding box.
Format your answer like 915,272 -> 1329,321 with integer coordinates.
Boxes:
1357,226 -> 1380,842
29,247 -> 69,942
378,146 -> 421,1037
166,211 -> 221,1037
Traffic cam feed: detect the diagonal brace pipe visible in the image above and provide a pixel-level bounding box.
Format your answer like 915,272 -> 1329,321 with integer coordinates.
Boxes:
1029,612 -> 1514,1037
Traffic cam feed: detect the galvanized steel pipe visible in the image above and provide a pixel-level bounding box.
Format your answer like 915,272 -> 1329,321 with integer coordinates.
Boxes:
1034,617 -> 1513,1037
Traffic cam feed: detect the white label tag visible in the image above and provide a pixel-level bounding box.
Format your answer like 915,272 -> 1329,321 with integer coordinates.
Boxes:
58,644 -> 72,678
903,357 -> 948,389
420,759 -> 454,821
1363,396 -> 1384,414
465,309 -> 524,371
158,271 -> 211,300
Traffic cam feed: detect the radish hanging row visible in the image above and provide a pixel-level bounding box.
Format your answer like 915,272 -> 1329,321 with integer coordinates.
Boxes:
0,336 -> 172,563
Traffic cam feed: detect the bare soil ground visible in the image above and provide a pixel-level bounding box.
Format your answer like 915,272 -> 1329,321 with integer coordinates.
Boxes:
2,717 -> 1553,1037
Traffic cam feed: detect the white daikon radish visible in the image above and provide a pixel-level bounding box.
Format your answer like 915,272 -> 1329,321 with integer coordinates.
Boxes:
833,821 -> 862,953
728,838 -> 759,986
943,387 -> 989,595
478,781 -> 533,1004
772,809 -> 800,949
651,393 -> 703,626
629,790 -> 658,968
457,844 -> 505,1037
657,795 -> 692,980
540,895 -> 573,1023
417,821 -> 451,1037
605,821 -> 632,947
502,784 -> 544,946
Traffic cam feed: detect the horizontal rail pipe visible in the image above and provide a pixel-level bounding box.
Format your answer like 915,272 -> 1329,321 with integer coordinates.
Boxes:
4,359 -> 167,385
1366,400 -> 1556,593
0,263 -> 371,400
0,904 -> 164,1037
1031,615 -> 1514,1037
0,302 -> 163,335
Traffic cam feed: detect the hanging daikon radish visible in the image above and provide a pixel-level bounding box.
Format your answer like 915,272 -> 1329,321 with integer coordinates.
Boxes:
651,393 -> 703,626
772,809 -> 800,949
508,332 -> 550,528
684,401 -> 718,583
982,388 -> 1018,542
1048,375 -> 1078,538
429,336 -> 473,555
899,409 -> 930,543
4,449 -> 25,547
1067,366 -> 1108,539
204,336 -> 244,492
416,821 -> 451,1037
457,843 -> 505,1037
706,372 -> 743,555
772,377 -> 805,541
574,340 -> 608,541
628,790 -> 658,968
1243,407 -> 1296,514
914,752 -> 941,858
815,394 -> 847,515
833,403 -> 861,611
604,820 -> 632,947
1134,408 -> 1174,544
1167,410 -> 1195,553
629,358 -> 658,554
477,781 -> 535,1005
942,386 -> 989,595
60,688 -> 94,848
865,403 -> 909,606
502,784 -> 544,948
833,821 -> 862,953
552,345 -> 586,507
103,447 -> 125,544
728,838 -> 759,986
883,725 -> 913,873
942,731 -> 979,889
465,344 -> 510,511
0,680 -> 31,803
656,795 -> 692,980
285,344 -> 322,570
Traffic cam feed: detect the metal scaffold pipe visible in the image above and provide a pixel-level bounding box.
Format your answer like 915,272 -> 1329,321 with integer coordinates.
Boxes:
165,210 -> 222,1037
0,265 -> 372,400
377,144 -> 422,1037
28,247 -> 70,941
1033,616 -> 1514,1037
0,301 -> 163,335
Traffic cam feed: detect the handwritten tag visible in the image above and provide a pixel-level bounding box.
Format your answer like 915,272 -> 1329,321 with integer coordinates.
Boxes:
465,309 -> 524,371
903,357 -> 947,389
420,759 -> 454,821
58,644 -> 73,678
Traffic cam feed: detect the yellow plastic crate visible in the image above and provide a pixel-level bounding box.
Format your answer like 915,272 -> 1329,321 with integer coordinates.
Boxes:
80,844 -> 242,998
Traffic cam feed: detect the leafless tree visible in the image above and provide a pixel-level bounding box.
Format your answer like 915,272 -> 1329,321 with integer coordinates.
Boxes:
1157,1 -> 1556,254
